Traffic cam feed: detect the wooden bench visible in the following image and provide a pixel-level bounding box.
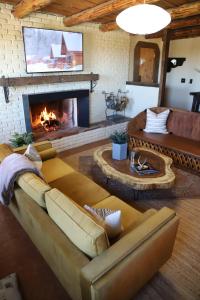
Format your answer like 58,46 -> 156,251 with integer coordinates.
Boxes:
128,107 -> 200,172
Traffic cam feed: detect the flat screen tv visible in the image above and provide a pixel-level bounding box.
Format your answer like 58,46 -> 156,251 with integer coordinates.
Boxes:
23,27 -> 83,73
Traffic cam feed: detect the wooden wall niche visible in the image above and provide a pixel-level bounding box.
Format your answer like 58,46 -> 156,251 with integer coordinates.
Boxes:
134,41 -> 160,84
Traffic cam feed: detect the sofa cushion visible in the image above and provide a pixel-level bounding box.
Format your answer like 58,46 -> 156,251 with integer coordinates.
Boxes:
132,130 -> 200,157
17,172 -> 51,208
0,144 -> 13,163
41,158 -> 75,183
39,148 -> 57,161
45,188 -> 109,258
49,172 -> 110,207
13,141 -> 53,154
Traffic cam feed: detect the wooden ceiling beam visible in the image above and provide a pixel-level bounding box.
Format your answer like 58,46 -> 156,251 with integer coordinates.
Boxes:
12,0 -> 53,18
146,15 -> 200,39
63,0 -> 158,27
170,1 -> 200,20
99,1 -> 200,32
100,21 -> 119,32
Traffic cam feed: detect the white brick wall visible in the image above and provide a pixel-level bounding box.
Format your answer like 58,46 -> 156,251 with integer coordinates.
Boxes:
52,121 -> 128,152
0,3 -> 130,146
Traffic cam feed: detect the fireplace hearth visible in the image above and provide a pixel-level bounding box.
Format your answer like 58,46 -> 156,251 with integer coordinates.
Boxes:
23,89 -> 89,140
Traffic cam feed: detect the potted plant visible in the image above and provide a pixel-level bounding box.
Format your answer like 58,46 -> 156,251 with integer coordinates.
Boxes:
9,132 -> 33,148
110,130 -> 128,160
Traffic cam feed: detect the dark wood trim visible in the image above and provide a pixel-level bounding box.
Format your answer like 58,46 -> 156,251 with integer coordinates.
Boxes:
158,30 -> 171,106
126,81 -> 159,87
190,92 -> 200,112
0,73 -> 99,87
145,15 -> 200,39
171,25 -> 200,40
134,41 -> 160,84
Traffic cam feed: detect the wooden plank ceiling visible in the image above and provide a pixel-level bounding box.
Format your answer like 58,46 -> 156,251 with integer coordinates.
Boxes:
1,0 -> 200,39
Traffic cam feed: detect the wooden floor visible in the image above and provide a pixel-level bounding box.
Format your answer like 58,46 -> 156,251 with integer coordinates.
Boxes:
60,140 -> 200,300
0,139 -> 199,300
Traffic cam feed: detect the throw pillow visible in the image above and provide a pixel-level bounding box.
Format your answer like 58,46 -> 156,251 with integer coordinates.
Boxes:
24,144 -> 42,170
84,205 -> 123,238
144,109 -> 170,134
0,273 -> 22,300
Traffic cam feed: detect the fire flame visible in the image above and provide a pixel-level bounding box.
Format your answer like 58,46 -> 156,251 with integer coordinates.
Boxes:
40,107 -> 56,125
40,107 -> 59,131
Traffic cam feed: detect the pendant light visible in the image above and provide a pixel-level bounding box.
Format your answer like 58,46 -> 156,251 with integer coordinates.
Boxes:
116,3 -> 171,35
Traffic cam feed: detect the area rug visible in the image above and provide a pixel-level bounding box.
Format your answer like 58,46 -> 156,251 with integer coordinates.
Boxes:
78,155 -> 200,201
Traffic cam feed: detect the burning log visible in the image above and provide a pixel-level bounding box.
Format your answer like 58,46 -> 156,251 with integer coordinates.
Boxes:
40,107 -> 60,132
42,119 -> 60,131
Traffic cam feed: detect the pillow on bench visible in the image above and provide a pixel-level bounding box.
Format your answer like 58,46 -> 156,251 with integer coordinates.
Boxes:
144,108 -> 170,134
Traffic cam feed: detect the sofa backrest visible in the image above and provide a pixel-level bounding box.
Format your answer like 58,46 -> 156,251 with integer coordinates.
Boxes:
45,188 -> 110,258
167,109 -> 200,141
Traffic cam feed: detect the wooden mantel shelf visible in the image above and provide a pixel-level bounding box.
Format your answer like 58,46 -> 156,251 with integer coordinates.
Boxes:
0,73 -> 99,103
0,73 -> 99,87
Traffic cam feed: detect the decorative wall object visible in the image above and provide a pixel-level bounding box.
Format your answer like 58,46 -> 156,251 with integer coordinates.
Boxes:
134,41 -> 160,84
23,27 -> 83,73
167,57 -> 186,72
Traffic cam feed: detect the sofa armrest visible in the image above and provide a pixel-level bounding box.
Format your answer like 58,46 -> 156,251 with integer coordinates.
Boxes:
13,140 -> 53,154
80,207 -> 179,300
127,111 -> 146,136
0,144 -> 13,162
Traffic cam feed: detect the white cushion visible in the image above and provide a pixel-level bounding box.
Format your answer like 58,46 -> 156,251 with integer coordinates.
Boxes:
144,109 -> 170,134
24,144 -> 42,170
84,205 -> 123,238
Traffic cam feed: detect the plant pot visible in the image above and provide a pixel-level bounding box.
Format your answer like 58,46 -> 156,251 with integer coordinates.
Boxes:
112,142 -> 127,160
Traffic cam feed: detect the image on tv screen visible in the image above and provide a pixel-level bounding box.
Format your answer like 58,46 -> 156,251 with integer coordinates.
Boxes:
23,27 -> 83,73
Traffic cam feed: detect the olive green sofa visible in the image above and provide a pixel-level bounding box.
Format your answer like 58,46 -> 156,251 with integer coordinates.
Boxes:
0,141 -> 179,300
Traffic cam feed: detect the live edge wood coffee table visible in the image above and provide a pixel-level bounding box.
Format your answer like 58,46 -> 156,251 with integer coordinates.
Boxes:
93,146 -> 175,191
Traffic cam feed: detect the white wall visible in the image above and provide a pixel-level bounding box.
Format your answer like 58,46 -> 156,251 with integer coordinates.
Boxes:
125,84 -> 159,117
165,37 -> 200,111
0,3 -> 130,143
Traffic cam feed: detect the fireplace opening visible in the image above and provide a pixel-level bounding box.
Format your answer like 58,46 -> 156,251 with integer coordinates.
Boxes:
23,90 -> 89,141
31,98 -> 78,132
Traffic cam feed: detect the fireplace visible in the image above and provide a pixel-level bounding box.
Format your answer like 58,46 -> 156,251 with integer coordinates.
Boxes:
23,89 -> 89,140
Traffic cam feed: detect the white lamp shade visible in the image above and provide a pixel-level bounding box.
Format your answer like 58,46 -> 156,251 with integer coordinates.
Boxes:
116,4 -> 171,35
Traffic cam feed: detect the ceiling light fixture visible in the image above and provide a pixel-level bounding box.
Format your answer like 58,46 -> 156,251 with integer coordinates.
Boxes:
116,4 -> 171,35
